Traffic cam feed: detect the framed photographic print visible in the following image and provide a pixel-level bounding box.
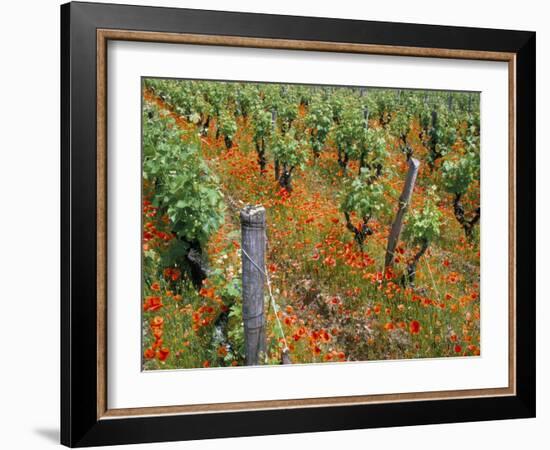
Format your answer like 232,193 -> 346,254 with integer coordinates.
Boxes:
60,1 -> 536,447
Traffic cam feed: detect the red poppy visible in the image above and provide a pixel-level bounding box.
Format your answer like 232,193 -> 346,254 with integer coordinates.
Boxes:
143,296 -> 163,312
323,256 -> 336,267
454,345 -> 462,354
143,348 -> 155,359
409,320 -> 421,334
151,316 -> 164,327
157,347 -> 170,362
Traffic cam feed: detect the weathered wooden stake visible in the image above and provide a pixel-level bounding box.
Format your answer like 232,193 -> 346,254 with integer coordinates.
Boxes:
384,158 -> 420,268
281,349 -> 292,365
240,205 -> 266,366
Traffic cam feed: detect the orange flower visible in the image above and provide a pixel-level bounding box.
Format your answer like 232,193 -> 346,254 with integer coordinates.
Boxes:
203,360 -> 210,368
217,345 -> 228,358
143,296 -> 163,312
163,267 -> 181,281
151,282 -> 161,291
323,256 -> 336,267
170,269 -> 181,281
384,322 -> 395,331
153,328 -> 163,339
143,348 -> 155,359
409,320 -> 421,335
157,347 -> 170,362
447,272 -> 460,284
151,316 -> 164,327
199,287 -> 216,299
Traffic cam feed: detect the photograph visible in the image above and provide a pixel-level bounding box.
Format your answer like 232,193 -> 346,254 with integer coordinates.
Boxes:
141,78 -> 481,370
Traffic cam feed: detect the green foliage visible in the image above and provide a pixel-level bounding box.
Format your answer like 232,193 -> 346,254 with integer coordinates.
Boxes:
330,90 -> 346,123
271,130 -> 308,171
404,187 -> 443,245
363,127 -> 388,168
142,103 -> 225,249
306,98 -> 333,156
441,153 -> 479,196
333,105 -> 364,160
235,84 -> 257,117
389,109 -> 412,140
251,105 -> 272,142
341,169 -> 387,220
372,90 -> 396,126
277,94 -> 299,133
428,112 -> 458,165
203,82 -> 228,117
218,109 -> 237,142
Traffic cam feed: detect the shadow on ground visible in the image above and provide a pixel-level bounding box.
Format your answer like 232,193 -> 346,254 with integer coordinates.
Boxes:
34,428 -> 59,444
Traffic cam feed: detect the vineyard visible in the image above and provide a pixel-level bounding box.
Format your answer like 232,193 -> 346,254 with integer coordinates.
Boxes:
141,78 -> 481,370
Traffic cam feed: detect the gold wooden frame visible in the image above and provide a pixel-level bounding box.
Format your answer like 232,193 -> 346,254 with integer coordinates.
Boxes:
96,29 -> 516,420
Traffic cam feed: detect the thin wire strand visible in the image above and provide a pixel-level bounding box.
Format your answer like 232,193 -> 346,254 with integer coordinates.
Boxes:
240,247 -> 290,353
423,256 -> 441,303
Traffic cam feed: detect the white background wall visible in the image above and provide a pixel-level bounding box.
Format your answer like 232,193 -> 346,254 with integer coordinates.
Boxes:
0,0 -> 545,448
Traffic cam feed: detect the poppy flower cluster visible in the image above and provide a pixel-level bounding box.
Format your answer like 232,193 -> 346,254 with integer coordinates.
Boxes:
143,315 -> 170,362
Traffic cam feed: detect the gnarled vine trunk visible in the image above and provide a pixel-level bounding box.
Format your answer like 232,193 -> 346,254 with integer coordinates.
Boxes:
405,239 -> 429,285
278,164 -> 294,192
453,193 -> 481,239
179,240 -> 209,290
255,138 -> 267,172
344,211 -> 373,251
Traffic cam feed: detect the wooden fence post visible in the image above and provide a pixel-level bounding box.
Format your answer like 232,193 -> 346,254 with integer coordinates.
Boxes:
240,205 -> 266,366
384,158 -> 420,268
